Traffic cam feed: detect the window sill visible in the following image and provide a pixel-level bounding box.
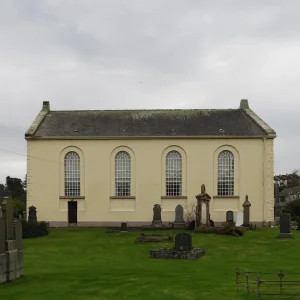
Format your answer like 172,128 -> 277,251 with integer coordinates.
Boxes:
213,196 -> 239,199
109,196 -> 136,199
59,196 -> 85,199
161,196 -> 188,199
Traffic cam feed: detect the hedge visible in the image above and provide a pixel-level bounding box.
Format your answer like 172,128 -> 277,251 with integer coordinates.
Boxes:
21,220 -> 49,239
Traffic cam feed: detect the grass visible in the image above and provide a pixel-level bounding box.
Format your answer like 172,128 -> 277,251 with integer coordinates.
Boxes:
1,228 -> 300,300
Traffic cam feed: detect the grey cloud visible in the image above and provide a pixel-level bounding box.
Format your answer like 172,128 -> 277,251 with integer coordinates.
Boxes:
0,156 -> 26,185
0,0 -> 300,180
0,125 -> 26,183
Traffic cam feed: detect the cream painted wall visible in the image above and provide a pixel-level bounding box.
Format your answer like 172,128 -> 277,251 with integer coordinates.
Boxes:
26,138 -> 274,226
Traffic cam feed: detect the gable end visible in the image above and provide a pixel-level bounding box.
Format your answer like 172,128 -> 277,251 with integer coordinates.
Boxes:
242,108 -> 276,138
25,101 -> 50,138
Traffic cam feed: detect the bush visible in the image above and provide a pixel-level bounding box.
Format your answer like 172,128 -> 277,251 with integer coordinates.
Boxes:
187,220 -> 195,230
13,199 -> 26,218
21,220 -> 49,239
195,225 -> 246,236
286,200 -> 300,218
217,224 -> 244,236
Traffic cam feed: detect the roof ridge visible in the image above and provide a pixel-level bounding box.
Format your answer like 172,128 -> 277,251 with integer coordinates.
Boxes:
240,109 -> 269,136
49,108 -> 240,113
241,108 -> 276,137
25,104 -> 50,137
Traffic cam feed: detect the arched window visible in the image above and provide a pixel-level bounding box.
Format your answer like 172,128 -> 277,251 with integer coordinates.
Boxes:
115,151 -> 131,196
64,151 -> 80,196
218,150 -> 234,196
166,151 -> 182,196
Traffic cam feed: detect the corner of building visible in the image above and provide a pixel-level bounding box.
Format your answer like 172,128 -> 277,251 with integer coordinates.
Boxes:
25,101 -> 50,216
239,99 -> 276,225
239,99 -> 276,138
264,138 -> 275,224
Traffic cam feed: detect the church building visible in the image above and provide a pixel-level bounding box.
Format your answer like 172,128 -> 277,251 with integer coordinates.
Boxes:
25,99 -> 276,227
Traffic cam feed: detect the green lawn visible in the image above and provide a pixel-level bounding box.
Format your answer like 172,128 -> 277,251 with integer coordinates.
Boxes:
1,228 -> 300,300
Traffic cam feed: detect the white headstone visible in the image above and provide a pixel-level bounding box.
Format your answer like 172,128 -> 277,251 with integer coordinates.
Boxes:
236,211 -> 243,226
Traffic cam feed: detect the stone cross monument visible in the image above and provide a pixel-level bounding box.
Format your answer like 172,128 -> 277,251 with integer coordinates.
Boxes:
195,184 -> 211,228
242,195 -> 251,227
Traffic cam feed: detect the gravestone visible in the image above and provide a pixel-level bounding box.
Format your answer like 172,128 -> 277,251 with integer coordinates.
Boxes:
242,195 -> 251,227
120,222 -> 127,232
0,200 -> 6,234
5,198 -> 14,240
3,198 -> 18,281
226,211 -> 234,223
277,213 -> 293,238
174,233 -> 192,251
14,220 -> 24,278
0,221 -> 4,254
0,200 -> 23,284
152,204 -> 163,227
195,184 -> 211,228
175,205 -> 184,223
149,231 -> 205,260
0,191 -> 12,205
15,221 -> 23,251
236,211 -> 243,227
28,206 -> 37,222
0,220 -> 6,284
174,205 -> 185,228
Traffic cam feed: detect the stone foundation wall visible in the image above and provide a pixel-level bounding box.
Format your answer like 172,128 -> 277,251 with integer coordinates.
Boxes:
0,253 -> 7,284
5,240 -> 18,281
48,220 -> 271,228
17,250 -> 24,277
0,245 -> 23,284
0,199 -> 24,285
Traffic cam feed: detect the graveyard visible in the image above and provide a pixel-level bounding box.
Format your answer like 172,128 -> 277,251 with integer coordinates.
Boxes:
1,226 -> 300,300
1,189 -> 300,299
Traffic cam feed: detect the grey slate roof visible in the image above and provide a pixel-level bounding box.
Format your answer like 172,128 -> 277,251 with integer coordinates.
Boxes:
25,101 -> 276,138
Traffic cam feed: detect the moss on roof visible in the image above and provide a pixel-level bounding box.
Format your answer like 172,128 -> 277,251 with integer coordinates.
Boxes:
30,108 -> 270,137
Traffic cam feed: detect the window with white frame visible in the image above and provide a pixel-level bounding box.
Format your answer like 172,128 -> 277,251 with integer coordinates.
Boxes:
217,150 -> 234,196
166,150 -> 182,196
64,151 -> 80,196
115,151 -> 131,196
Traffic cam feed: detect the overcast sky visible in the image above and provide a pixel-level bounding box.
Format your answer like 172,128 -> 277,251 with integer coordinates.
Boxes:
0,0 -> 299,184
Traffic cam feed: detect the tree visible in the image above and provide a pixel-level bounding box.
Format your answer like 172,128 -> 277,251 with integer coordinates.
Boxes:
0,183 -> 4,194
13,199 -> 26,218
23,174 -> 27,191
286,199 -> 300,219
184,202 -> 197,223
5,176 -> 26,202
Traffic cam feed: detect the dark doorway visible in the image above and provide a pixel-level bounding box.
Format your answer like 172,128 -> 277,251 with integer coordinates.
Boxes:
68,201 -> 77,224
